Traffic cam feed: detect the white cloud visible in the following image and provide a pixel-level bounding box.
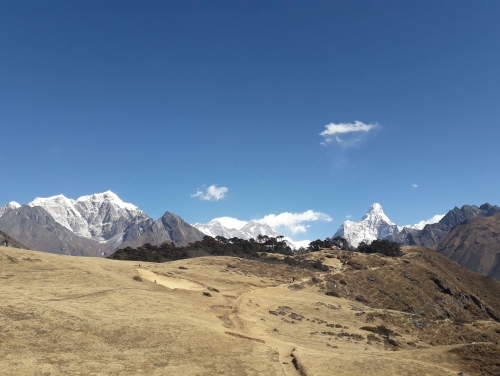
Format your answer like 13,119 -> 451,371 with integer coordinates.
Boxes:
213,216 -> 248,230
191,185 -> 228,201
320,120 -> 378,146
257,210 -> 332,234
425,214 -> 445,224
412,183 -> 419,188
345,215 -> 352,219
405,213 -> 445,230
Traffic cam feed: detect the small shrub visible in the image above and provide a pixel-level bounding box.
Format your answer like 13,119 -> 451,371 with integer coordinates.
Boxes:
312,259 -> 329,271
386,337 -> 398,347
367,333 -> 381,342
355,295 -> 369,304
132,275 -> 143,282
325,291 -> 340,298
454,318 -> 472,325
360,325 -> 394,337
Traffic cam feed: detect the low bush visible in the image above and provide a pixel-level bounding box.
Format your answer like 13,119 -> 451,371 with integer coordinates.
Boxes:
355,295 -> 369,304
325,291 -> 340,298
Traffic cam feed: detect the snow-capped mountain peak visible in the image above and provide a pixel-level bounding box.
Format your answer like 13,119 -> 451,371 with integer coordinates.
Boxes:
0,201 -> 21,217
361,203 -> 394,225
28,194 -> 88,235
76,190 -> 138,211
333,203 -> 446,247
334,203 -> 399,247
26,191 -> 148,244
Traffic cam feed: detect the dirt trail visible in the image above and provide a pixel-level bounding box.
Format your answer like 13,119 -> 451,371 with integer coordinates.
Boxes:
225,282 -> 304,376
137,269 -> 205,291
139,268 -> 301,376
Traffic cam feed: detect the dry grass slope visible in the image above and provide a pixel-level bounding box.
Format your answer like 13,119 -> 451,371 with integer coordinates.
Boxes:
1,245 -> 499,375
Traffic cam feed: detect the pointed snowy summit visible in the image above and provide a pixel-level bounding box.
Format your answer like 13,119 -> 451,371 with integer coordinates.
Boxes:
333,203 -> 399,247
361,203 -> 394,224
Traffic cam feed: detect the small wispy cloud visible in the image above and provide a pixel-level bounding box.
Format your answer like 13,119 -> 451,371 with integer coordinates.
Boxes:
412,184 -> 419,188
320,121 -> 378,146
345,215 -> 352,219
191,185 -> 228,201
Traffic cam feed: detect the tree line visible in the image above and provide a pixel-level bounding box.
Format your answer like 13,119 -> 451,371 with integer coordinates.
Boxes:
109,234 -> 402,264
109,234 -> 293,263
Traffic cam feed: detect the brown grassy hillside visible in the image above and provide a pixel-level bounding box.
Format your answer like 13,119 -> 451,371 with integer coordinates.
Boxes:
1,245 -> 499,375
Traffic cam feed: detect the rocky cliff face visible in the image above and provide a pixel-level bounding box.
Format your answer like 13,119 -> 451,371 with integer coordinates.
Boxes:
120,211 -> 205,248
435,213 -> 500,280
0,206 -> 109,257
27,191 -> 151,248
0,191 -> 203,255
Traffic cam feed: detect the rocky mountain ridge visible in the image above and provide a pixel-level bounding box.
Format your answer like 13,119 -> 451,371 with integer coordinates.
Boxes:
387,203 -> 500,248
26,191 -> 150,248
0,191 -> 204,256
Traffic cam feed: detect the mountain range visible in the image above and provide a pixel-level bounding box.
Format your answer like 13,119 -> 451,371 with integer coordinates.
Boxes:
334,202 -> 500,279
0,191 -> 205,256
2,192 -> 500,279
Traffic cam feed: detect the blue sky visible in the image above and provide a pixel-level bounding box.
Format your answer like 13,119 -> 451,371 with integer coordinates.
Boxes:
1,1 -> 499,242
